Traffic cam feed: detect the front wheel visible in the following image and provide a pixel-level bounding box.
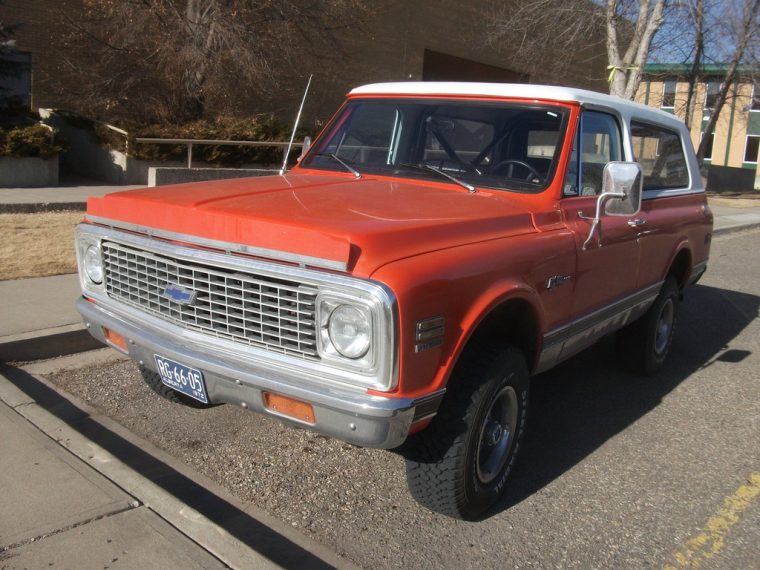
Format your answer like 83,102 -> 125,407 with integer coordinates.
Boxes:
403,344 -> 529,520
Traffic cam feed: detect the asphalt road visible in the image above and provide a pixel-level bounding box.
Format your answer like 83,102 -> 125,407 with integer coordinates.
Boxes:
40,228 -> 760,569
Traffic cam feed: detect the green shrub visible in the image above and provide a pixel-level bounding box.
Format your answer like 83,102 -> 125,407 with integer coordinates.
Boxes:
95,116 -> 309,166
0,124 -> 67,158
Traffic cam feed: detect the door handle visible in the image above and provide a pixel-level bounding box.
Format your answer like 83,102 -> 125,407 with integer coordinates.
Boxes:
627,218 -> 646,227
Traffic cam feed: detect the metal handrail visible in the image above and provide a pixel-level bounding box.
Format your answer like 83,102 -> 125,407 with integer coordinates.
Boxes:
134,137 -> 309,168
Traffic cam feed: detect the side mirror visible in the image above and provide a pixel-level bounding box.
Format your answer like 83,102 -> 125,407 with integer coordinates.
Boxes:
580,161 -> 644,250
603,161 -> 643,216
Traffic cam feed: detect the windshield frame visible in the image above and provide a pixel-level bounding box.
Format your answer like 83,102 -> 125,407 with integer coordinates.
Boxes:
298,96 -> 571,194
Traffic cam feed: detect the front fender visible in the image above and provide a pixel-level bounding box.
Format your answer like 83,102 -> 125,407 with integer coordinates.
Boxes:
369,234 -> 550,399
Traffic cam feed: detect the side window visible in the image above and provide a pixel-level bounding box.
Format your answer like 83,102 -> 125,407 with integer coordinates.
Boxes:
564,111 -> 623,196
631,121 -> 689,190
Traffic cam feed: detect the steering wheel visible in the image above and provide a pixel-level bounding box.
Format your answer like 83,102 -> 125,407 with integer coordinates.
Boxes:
491,159 -> 542,182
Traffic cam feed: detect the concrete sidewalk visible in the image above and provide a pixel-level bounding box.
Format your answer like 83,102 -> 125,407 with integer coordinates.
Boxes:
0,358 -> 349,569
0,394 -> 227,569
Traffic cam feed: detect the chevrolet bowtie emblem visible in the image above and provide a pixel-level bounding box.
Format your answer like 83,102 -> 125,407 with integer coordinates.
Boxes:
162,283 -> 197,305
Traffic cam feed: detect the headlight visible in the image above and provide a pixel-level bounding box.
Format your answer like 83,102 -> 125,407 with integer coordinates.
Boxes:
328,304 -> 371,359
84,244 -> 103,284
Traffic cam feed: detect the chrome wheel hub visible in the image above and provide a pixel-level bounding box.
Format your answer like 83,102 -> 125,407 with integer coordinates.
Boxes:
476,385 -> 518,485
655,299 -> 674,356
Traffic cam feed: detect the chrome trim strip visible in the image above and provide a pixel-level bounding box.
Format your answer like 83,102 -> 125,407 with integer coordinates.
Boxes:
86,215 -> 349,272
643,187 -> 704,200
77,223 -> 399,392
535,282 -> 663,373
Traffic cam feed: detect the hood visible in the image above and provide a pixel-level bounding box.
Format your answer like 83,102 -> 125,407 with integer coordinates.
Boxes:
86,173 -> 537,276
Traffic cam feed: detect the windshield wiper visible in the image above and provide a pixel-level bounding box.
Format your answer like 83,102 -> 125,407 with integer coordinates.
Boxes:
316,153 -> 362,179
399,163 -> 475,193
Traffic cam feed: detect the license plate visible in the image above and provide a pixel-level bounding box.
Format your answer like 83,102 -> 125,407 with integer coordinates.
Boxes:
154,355 -> 209,404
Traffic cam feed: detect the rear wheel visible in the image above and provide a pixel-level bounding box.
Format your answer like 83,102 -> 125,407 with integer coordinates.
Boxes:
138,364 -> 215,409
403,344 -> 529,520
617,276 -> 680,375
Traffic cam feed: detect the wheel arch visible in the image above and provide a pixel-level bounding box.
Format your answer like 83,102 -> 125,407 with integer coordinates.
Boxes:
667,244 -> 692,290
445,290 -> 543,387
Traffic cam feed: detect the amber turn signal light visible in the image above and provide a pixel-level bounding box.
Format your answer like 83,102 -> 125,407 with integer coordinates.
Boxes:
102,327 -> 129,353
263,392 -> 315,424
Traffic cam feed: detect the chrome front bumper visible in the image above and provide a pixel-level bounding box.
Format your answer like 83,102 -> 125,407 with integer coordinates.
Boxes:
77,297 -> 417,448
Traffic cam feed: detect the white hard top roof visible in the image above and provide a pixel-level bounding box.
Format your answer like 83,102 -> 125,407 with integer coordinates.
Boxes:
349,82 -> 682,128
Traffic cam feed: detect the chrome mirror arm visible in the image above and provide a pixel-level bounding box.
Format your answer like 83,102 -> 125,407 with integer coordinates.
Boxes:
579,190 -> 625,251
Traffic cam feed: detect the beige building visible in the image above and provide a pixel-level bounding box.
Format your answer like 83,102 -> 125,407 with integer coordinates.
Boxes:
636,64 -> 760,181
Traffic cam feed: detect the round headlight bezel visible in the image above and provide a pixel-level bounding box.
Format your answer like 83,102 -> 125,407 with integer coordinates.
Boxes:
84,244 -> 103,284
327,304 -> 372,359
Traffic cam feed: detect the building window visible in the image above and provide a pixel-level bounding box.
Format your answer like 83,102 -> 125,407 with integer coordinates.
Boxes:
752,82 -> 760,111
701,132 -> 714,161
744,136 -> 760,163
704,80 -> 721,111
661,80 -> 676,108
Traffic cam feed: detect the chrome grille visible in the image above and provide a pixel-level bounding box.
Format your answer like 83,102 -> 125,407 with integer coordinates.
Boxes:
101,241 -> 319,359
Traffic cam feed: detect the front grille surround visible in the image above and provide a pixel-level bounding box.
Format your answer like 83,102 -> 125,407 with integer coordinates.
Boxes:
102,241 -> 320,360
76,222 -> 398,391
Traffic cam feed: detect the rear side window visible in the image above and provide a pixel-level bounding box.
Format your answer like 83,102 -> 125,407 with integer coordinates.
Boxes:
631,121 -> 689,190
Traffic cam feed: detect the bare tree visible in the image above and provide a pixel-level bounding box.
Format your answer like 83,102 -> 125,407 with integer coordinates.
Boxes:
485,1 -> 607,86
487,0 -> 671,98
57,0 -> 368,122
693,0 -> 760,161
606,0 -> 667,98
681,0 -> 705,128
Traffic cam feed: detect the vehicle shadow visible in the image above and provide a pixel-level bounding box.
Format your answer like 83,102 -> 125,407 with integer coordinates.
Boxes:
495,283 -> 759,513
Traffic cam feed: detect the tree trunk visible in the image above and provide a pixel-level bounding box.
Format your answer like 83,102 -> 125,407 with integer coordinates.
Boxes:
606,0 -> 666,99
696,0 -> 760,162
683,0 -> 704,130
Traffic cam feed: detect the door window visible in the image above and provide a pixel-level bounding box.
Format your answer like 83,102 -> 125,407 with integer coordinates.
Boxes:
564,111 -> 623,196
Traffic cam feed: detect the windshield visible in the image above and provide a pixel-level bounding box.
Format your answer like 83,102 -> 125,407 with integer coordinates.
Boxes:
301,98 -> 569,192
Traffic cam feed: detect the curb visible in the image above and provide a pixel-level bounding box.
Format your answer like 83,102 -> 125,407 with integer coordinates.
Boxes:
0,323 -> 103,362
0,202 -> 86,214
713,222 -> 760,237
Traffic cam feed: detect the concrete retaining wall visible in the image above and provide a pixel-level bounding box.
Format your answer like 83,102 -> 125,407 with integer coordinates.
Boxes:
706,165 -> 756,193
148,167 -> 278,186
0,156 -> 59,187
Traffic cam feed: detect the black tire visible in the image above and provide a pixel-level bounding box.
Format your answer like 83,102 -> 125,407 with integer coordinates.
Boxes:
617,276 -> 680,375
138,364 -> 215,409
402,344 -> 529,520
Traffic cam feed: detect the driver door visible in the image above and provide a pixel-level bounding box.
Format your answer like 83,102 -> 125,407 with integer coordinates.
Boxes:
560,111 -> 641,329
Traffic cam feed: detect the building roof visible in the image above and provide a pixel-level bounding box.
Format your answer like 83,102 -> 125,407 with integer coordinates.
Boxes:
644,63 -> 760,77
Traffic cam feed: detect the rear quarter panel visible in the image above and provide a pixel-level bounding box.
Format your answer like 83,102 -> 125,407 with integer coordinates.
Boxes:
637,192 -> 713,288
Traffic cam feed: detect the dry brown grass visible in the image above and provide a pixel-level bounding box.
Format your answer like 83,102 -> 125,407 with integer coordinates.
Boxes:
0,211 -> 83,280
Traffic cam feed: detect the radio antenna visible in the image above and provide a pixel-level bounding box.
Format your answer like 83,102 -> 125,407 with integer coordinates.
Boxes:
279,74 -> 313,176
